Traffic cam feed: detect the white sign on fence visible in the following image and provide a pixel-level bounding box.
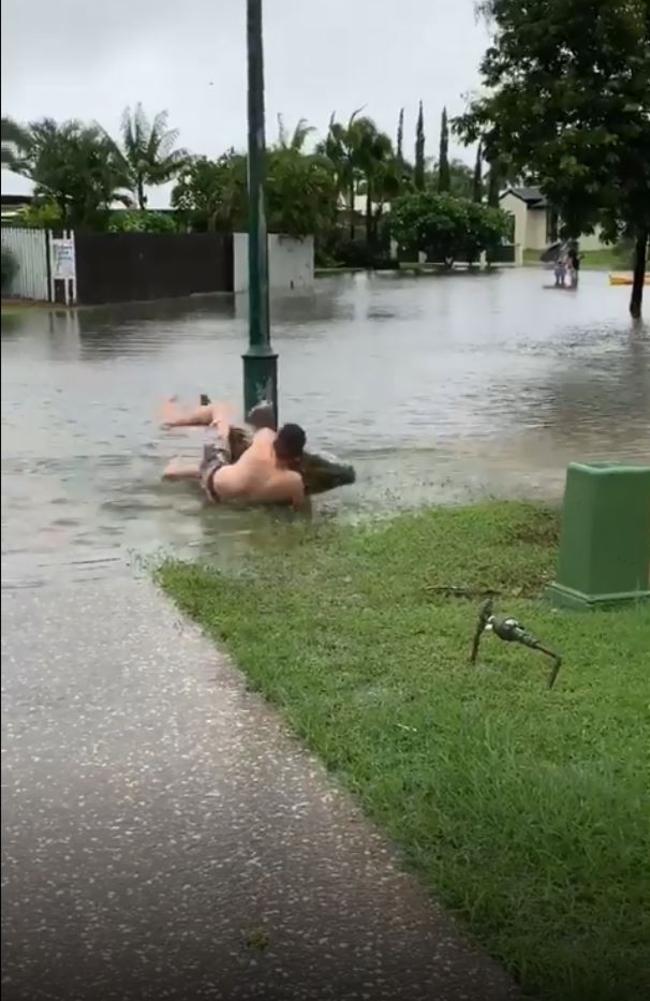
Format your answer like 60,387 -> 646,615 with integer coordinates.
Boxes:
51,238 -> 75,280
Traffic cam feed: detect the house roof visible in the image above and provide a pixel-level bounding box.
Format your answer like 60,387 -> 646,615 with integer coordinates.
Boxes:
1,192 -> 33,206
501,186 -> 548,208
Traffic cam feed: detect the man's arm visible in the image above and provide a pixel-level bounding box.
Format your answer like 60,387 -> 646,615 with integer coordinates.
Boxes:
290,474 -> 308,513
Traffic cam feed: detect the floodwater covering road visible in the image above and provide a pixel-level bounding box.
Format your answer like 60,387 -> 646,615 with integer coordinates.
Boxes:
2,268 -> 648,589
1,269 -> 648,1000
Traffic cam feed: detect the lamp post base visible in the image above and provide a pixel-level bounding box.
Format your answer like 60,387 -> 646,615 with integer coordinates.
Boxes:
243,347 -> 278,429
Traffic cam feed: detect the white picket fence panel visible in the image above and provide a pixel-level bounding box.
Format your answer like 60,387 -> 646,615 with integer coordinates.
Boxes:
2,226 -> 49,300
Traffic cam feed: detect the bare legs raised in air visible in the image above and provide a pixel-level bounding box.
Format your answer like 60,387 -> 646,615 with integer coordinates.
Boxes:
160,397 -> 234,429
160,396 -> 276,431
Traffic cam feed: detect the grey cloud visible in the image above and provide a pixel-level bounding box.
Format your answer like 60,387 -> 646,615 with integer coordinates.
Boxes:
2,0 -> 487,202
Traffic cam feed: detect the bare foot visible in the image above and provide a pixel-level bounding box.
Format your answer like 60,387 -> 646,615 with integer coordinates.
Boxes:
162,457 -> 199,481
160,396 -> 182,428
209,402 -> 235,432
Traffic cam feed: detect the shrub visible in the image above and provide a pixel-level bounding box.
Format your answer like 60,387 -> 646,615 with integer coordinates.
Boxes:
107,210 -> 178,234
316,231 -> 398,270
1,245 -> 19,291
389,191 -> 511,266
15,201 -> 63,229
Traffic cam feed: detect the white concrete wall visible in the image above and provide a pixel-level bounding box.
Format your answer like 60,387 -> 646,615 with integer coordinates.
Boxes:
1,226 -> 49,300
233,233 -> 314,293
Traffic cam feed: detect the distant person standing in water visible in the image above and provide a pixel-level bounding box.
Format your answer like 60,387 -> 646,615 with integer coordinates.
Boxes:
554,256 -> 566,287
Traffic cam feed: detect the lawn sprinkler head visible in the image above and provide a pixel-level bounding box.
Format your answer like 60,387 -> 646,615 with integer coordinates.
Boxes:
469,599 -> 562,689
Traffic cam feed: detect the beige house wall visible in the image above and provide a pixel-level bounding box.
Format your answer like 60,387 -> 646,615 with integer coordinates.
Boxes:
500,190 -> 612,256
499,192 -> 528,250
526,209 -> 548,250
499,193 -> 547,250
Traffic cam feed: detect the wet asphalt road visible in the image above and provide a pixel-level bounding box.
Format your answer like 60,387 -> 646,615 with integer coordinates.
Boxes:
2,579 -> 520,1001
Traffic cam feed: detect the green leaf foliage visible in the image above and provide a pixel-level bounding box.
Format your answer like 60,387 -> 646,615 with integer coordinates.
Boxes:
455,0 -> 650,313
107,210 -> 177,234
171,145 -> 338,239
389,190 -> 511,264
3,118 -> 132,229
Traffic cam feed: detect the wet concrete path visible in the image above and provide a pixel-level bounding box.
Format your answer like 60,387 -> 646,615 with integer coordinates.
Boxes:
2,578 -> 520,1001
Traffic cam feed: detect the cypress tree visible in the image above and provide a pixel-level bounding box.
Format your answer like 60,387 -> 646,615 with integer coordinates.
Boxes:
396,107 -> 404,166
438,107 -> 450,192
414,101 -> 425,190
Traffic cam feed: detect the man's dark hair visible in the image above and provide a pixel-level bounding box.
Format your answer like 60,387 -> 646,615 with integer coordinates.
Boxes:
274,423 -> 306,463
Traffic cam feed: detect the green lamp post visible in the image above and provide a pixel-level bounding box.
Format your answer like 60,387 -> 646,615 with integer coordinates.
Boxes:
243,0 -> 278,427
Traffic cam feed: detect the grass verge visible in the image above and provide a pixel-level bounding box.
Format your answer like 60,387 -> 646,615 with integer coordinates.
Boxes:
158,502 -> 650,1001
523,247 -> 637,271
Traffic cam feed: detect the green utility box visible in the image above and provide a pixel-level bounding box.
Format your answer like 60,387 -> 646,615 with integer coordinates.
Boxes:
547,462 -> 650,610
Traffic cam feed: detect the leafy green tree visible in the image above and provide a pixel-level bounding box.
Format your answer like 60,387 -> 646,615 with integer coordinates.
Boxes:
172,147 -> 338,239
456,0 -> 650,317
389,190 -> 510,266
171,152 -> 247,232
438,108 -> 450,193
266,147 -> 338,237
117,104 -> 187,211
6,118 -> 132,228
429,158 -> 475,199
414,101 -> 425,191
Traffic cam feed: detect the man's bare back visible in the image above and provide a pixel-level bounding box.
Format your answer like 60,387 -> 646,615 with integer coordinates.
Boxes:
161,399 -> 307,510
211,427 -> 304,508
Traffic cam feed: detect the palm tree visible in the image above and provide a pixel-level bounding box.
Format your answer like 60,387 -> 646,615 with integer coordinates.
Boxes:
1,116 -> 31,168
117,104 -> 188,210
275,115 -> 315,152
8,118 -> 132,228
319,110 -> 394,245
318,108 -> 364,240
353,120 -> 394,248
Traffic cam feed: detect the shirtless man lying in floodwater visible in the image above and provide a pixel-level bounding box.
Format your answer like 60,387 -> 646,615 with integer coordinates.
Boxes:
160,398 -> 307,510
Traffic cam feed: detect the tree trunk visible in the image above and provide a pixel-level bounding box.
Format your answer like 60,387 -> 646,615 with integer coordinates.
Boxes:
349,177 -> 355,241
629,228 -> 647,320
137,178 -> 146,212
487,164 -> 500,208
365,180 -> 372,250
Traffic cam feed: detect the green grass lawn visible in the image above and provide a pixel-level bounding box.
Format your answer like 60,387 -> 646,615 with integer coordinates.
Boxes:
159,502 -> 650,1001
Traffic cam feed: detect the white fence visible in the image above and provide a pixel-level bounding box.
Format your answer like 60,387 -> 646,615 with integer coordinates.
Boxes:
1,226 -> 49,300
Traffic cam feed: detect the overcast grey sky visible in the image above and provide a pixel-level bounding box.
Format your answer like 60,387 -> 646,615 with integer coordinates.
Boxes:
2,0 -> 488,202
